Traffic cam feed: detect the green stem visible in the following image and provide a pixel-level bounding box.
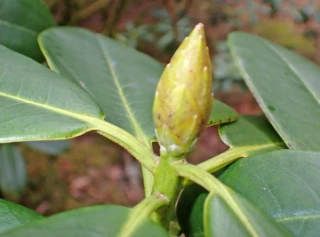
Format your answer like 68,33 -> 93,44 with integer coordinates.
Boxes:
197,144 -> 284,174
141,165 -> 155,197
118,194 -> 169,237
174,161 -> 221,191
139,137 -> 157,198
197,148 -> 243,174
151,155 -> 183,229
91,118 -> 157,173
96,119 -> 158,198
173,162 -> 260,237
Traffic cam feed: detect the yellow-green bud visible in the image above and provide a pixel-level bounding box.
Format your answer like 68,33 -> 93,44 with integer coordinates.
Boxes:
153,23 -> 213,158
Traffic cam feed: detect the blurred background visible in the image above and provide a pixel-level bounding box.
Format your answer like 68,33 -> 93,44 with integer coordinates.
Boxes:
1,0 -> 319,215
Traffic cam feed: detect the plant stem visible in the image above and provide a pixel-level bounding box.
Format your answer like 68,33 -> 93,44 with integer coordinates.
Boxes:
174,161 -> 221,191
91,118 -> 157,173
173,162 -> 260,236
197,148 -> 243,174
95,118 -> 158,198
139,137 -> 156,198
118,194 -> 169,237
141,161 -> 155,197
151,155 -> 183,229
197,143 -> 284,175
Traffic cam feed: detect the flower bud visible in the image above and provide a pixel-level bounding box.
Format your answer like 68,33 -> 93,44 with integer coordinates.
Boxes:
153,23 -> 213,158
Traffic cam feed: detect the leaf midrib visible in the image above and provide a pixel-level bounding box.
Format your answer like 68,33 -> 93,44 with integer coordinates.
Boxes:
95,35 -> 146,140
219,192 -> 261,237
0,91 -> 103,128
0,19 -> 37,36
277,214 -> 320,223
232,142 -> 285,152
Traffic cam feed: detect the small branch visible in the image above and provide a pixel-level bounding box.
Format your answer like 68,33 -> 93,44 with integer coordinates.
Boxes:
46,0 -> 60,9
197,143 -> 285,175
173,162 -> 260,236
173,161 -> 223,192
151,155 -> 184,229
91,118 -> 157,173
163,0 -> 179,46
71,0 -> 111,24
60,0 -> 74,25
133,193 -> 169,218
197,148 -> 243,174
180,0 -> 194,19
103,0 -> 128,36
118,194 -> 169,237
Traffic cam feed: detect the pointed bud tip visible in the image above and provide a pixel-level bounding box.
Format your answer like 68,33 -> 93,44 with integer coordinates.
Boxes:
195,23 -> 204,30
195,23 -> 205,35
188,23 -> 205,45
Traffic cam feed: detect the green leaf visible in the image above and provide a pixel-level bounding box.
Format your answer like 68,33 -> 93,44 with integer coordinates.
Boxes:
0,144 -> 26,193
176,184 -> 207,237
0,205 -> 169,237
220,150 -> 320,237
174,162 -> 292,237
24,140 -> 71,156
198,115 -> 285,173
0,45 -> 155,172
0,199 -> 43,234
228,32 -> 320,151
0,44 -> 104,142
207,100 -> 238,126
39,27 -> 163,141
0,0 -> 55,61
220,115 -> 284,151
204,191 -> 292,237
38,27 -> 238,141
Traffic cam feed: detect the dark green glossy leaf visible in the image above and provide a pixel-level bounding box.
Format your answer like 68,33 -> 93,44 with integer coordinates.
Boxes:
208,100 -> 238,126
24,140 -> 71,156
204,191 -> 292,237
0,0 -> 55,61
228,32 -> 320,151
0,205 -> 169,237
220,115 -> 285,153
220,150 -> 320,237
0,199 -> 43,234
198,116 -> 285,174
39,27 -> 163,141
0,144 -> 26,193
177,184 -> 207,237
39,27 -> 238,141
0,44 -> 104,143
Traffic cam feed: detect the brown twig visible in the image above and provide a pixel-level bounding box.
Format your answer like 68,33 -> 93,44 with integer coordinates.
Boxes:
180,0 -> 194,19
45,0 -> 60,9
163,0 -> 179,46
71,0 -> 112,24
103,0 -> 128,36
60,0 -> 74,25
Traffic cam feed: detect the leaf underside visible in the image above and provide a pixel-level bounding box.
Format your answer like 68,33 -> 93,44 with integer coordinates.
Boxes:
0,144 -> 26,194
